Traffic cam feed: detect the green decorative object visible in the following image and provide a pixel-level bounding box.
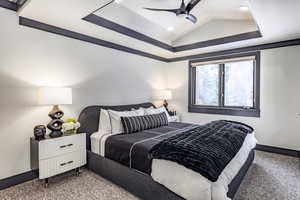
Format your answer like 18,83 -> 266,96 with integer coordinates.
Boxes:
62,118 -> 81,135
65,118 -> 77,123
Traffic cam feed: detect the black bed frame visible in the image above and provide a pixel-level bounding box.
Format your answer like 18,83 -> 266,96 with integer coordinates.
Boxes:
78,102 -> 255,200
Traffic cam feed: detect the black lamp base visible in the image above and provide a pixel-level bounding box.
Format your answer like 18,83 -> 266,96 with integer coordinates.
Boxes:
49,131 -> 63,138
163,99 -> 169,111
47,105 -> 64,138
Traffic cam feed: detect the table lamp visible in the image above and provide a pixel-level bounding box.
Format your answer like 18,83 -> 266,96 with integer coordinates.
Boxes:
153,89 -> 172,111
38,87 -> 72,138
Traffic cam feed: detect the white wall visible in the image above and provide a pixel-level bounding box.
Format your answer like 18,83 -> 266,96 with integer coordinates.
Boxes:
167,46 -> 300,151
1,4 -> 300,181
0,8 -> 167,179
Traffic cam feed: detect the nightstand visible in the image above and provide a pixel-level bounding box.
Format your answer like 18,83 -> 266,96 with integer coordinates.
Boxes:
30,133 -> 86,187
170,115 -> 180,122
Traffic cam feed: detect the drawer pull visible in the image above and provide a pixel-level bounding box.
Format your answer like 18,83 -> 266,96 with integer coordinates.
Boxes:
60,161 -> 74,166
60,144 -> 73,148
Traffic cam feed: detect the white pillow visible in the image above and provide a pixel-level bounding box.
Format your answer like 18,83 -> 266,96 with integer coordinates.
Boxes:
131,107 -> 153,111
108,109 -> 145,134
144,107 -> 171,122
98,109 -> 112,134
90,131 -> 109,154
140,106 -> 154,110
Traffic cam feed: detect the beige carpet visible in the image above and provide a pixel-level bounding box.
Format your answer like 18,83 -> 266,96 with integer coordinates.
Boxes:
234,151 -> 300,200
0,151 -> 299,200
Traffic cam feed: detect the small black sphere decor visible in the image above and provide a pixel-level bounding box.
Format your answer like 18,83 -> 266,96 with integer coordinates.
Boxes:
34,125 -> 46,140
47,105 -> 64,138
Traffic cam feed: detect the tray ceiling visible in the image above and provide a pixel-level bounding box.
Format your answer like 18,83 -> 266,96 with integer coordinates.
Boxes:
94,0 -> 257,45
13,0 -> 300,60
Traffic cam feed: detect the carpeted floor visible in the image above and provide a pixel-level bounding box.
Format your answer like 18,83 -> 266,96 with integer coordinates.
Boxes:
0,151 -> 299,200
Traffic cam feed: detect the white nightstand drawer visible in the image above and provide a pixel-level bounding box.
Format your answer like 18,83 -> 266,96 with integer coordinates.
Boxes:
39,133 -> 86,160
39,148 -> 86,179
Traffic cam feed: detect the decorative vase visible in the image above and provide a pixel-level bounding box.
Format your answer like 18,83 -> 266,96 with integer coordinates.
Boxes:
62,120 -> 80,136
34,125 -> 46,140
64,129 -> 77,135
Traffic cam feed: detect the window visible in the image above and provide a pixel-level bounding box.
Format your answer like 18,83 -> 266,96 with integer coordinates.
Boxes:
189,52 -> 260,117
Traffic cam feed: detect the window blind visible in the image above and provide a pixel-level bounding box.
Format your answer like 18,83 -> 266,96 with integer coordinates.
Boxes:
191,56 -> 255,67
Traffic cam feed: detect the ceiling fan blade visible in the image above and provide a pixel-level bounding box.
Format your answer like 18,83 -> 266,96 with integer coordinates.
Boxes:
186,0 -> 202,13
144,8 -> 179,14
91,0 -> 114,14
180,0 -> 186,10
186,14 -> 197,23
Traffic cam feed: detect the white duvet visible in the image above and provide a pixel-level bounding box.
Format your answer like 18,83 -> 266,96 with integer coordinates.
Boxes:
151,133 -> 257,200
91,131 -> 257,200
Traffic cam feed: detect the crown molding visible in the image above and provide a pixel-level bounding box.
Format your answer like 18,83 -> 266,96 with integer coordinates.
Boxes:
83,13 -> 262,53
174,31 -> 262,52
19,17 -> 169,62
19,16 -> 300,63
169,38 -> 300,62
0,0 -> 17,11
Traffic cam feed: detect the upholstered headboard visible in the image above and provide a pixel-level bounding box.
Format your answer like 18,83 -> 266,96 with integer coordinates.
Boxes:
77,102 -> 155,150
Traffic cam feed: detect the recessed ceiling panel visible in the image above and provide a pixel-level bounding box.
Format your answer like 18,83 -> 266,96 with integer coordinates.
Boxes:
94,1 -> 175,44
94,0 -> 258,44
173,19 -> 258,46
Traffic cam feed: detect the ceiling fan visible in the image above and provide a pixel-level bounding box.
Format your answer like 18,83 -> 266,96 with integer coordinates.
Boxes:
144,0 -> 202,24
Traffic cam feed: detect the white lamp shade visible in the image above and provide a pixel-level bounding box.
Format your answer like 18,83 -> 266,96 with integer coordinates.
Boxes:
38,87 -> 72,105
153,90 -> 172,100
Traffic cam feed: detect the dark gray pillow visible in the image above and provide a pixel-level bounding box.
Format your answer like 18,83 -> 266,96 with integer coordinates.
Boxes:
121,112 -> 168,134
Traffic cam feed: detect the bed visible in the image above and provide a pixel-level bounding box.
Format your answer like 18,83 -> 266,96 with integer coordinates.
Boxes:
78,102 -> 256,200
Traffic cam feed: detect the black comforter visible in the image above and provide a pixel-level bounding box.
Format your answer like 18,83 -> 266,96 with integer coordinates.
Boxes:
105,120 -> 253,182
105,122 -> 198,174
150,120 -> 254,182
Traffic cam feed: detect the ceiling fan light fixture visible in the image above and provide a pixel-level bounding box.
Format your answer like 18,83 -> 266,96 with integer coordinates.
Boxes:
167,27 -> 174,31
186,14 -> 197,24
239,5 -> 249,12
143,0 -> 201,24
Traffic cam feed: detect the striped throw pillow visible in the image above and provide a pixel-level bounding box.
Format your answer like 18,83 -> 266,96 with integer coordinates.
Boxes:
121,112 -> 169,134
